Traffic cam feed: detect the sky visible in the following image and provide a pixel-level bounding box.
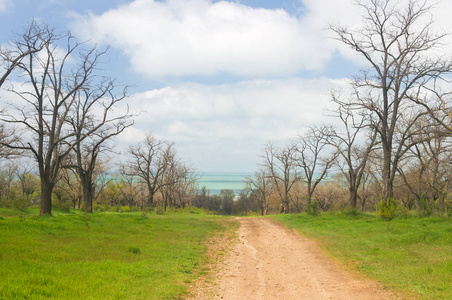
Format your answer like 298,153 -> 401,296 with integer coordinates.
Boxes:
0,0 -> 451,173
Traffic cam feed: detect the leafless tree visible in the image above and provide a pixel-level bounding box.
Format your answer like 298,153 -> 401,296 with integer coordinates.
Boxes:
397,118 -> 452,211
0,20 -> 48,88
170,162 -> 198,208
64,80 -> 133,213
330,0 -> 452,203
0,22 -> 116,215
15,162 -> 38,203
261,141 -> 301,213
122,133 -> 170,207
314,181 -> 346,212
0,161 -> 18,201
159,145 -> 194,211
293,126 -> 338,204
117,174 -> 143,209
326,102 -> 377,208
245,169 -> 272,215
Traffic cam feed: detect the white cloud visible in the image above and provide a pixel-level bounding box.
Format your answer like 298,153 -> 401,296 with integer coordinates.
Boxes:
302,0 -> 452,63
121,77 -> 345,171
72,0 -> 332,79
0,0 -> 12,12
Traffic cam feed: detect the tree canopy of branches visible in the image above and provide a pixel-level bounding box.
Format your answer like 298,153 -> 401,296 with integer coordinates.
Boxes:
122,133 -> 171,208
261,142 -> 301,213
0,22 -> 129,215
294,126 -> 338,204
330,0 -> 452,203
64,79 -> 133,213
326,103 -> 378,208
245,169 -> 272,216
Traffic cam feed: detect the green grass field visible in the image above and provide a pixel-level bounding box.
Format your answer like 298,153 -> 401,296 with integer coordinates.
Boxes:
0,207 -> 236,299
271,212 -> 452,299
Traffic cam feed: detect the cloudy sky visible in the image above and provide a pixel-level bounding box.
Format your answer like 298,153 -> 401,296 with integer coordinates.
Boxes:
0,0 -> 451,172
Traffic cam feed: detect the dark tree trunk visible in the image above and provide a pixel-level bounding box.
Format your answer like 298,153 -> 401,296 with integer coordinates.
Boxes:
39,179 -> 53,216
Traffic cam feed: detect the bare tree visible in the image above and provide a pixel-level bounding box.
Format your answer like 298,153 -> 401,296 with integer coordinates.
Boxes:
171,162 -> 198,208
397,119 -> 452,212
64,81 -> 133,213
326,103 -> 377,208
261,142 -> 301,213
159,144 -> 193,211
293,126 -> 338,204
15,162 -> 38,203
117,174 -> 143,209
55,168 -> 82,209
122,133 -> 169,208
0,22 -> 115,215
245,169 -> 272,215
330,0 -> 452,202
0,20 -> 48,88
0,161 -> 18,201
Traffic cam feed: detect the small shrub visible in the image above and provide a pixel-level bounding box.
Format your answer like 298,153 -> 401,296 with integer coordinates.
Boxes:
188,206 -> 202,214
306,200 -> 320,217
340,207 -> 367,218
397,204 -> 410,218
130,205 -> 139,212
377,197 -> 398,221
53,200 -> 71,213
120,206 -> 131,213
93,203 -> 108,212
154,206 -> 165,215
127,246 -> 141,254
111,205 -> 121,212
418,196 -> 435,217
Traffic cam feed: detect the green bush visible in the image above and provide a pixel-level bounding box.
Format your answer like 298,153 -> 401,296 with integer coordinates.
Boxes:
110,205 -> 121,212
127,246 -> 141,254
11,197 -> 31,211
120,206 -> 131,213
154,206 -> 165,215
306,200 -> 320,217
377,197 -> 398,221
53,200 -> 71,213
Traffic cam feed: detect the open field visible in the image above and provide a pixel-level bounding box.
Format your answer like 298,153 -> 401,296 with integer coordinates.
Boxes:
0,207 -> 236,299
271,213 -> 452,299
2,207 -> 451,299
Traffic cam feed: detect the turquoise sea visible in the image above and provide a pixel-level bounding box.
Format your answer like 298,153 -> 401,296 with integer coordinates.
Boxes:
196,172 -> 253,195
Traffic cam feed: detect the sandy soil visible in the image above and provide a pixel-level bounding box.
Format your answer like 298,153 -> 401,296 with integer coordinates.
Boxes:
188,217 -> 400,300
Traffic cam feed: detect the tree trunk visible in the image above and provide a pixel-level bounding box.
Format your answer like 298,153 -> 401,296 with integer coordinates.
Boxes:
82,183 -> 94,213
39,179 -> 53,216
349,187 -> 358,209
382,147 -> 394,203
79,172 -> 95,213
147,192 -> 154,207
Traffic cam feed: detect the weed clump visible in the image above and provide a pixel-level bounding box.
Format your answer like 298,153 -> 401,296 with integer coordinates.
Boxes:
127,246 -> 141,254
306,201 -> 320,217
377,197 -> 398,220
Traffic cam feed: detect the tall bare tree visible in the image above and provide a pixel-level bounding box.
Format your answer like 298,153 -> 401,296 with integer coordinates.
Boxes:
326,103 -> 377,208
0,22 -> 115,215
122,133 -> 170,207
245,169 -> 272,215
330,0 -> 452,202
261,142 -> 301,213
0,20 -> 48,88
64,81 -> 133,213
293,126 -> 338,204
397,118 -> 452,211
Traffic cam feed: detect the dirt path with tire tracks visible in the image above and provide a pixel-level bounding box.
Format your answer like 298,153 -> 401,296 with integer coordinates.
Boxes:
188,217 -> 400,299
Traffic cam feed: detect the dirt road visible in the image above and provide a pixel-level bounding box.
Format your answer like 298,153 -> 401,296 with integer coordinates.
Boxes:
189,217 -> 398,299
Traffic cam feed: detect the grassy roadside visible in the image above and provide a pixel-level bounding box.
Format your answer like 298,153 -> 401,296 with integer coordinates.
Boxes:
271,213 -> 452,300
0,207 -> 236,299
